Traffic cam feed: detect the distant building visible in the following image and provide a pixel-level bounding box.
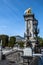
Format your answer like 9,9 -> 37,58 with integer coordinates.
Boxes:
15,35 -> 25,42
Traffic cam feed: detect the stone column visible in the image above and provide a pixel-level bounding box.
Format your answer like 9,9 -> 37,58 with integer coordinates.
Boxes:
24,13 -> 34,47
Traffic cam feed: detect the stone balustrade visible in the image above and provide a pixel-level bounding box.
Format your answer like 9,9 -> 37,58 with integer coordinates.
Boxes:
29,56 -> 40,65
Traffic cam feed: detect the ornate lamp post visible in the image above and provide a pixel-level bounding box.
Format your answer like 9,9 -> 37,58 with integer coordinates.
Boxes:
33,19 -> 39,40
33,19 -> 41,53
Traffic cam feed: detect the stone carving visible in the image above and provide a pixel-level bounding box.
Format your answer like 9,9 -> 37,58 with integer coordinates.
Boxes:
24,8 -> 31,14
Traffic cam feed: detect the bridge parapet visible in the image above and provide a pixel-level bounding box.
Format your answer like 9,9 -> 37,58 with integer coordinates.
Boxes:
29,56 -> 40,65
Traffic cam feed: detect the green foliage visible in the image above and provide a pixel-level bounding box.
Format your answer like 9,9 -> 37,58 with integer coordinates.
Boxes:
0,34 -> 43,47
8,36 -> 16,47
18,41 -> 24,48
35,36 -> 43,47
0,35 -> 9,47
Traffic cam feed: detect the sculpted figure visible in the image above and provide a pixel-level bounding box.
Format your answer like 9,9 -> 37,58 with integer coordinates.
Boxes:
24,8 -> 31,14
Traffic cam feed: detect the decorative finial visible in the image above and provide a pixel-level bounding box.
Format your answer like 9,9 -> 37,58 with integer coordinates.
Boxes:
24,8 -> 31,14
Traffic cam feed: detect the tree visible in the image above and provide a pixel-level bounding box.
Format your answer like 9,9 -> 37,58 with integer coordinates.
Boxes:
0,35 -> 9,48
8,36 -> 16,47
18,41 -> 24,48
38,37 -> 43,47
34,36 -> 43,47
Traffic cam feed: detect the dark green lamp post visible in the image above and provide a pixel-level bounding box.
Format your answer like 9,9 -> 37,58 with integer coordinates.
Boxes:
33,19 -> 41,53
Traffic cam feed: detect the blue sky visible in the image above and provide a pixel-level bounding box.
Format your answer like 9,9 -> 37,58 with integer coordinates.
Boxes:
0,0 -> 43,37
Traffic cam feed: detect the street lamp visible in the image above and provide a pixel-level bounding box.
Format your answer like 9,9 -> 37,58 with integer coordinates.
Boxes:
33,19 -> 41,53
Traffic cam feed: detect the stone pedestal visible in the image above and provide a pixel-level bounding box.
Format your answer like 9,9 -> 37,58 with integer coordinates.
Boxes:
23,47 -> 32,56
22,47 -> 33,65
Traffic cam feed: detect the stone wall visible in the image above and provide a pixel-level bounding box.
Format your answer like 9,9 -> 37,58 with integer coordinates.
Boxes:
29,56 -> 39,65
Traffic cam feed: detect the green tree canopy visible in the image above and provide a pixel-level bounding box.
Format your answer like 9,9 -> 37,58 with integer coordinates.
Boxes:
8,36 -> 16,47
18,41 -> 24,48
38,36 -> 43,47
0,35 -> 9,47
34,36 -> 43,47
